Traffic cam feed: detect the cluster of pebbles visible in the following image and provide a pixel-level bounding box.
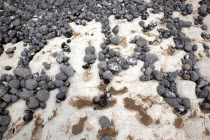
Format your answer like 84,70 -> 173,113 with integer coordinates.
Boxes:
0,0 -> 209,139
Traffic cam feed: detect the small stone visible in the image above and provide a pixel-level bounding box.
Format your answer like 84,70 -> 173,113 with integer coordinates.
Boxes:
201,102 -> 210,110
139,75 -> 150,81
23,115 -> 33,122
112,25 -> 119,35
40,102 -> 46,109
55,72 -> 68,81
182,21 -> 192,27
60,65 -> 75,77
102,71 -> 113,80
201,25 -> 208,30
44,63 -> 51,70
0,115 -> 11,126
59,86 -> 68,93
152,70 -> 163,81
8,80 -> 20,89
19,89 -> 34,100
4,66 -> 12,71
110,37 -> 120,45
99,116 -> 111,128
190,71 -> 199,81
54,80 -> 64,87
100,135 -> 112,140
56,52 -> 65,64
85,46 -> 95,54
99,98 -> 107,107
26,97 -> 40,109
0,126 -> 8,133
182,98 -> 191,109
145,54 -> 158,64
56,93 -> 66,101
35,89 -> 49,102
93,96 -> 100,104
25,79 -> 38,90
0,85 -> 8,97
165,98 -> 179,108
174,105 -> 187,115
13,67 -> 31,78
157,85 -> 165,96
83,54 -> 96,62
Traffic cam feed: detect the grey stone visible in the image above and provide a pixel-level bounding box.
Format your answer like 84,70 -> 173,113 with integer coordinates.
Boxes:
184,42 -> 192,52
182,98 -> 191,109
201,25 -> 208,30
25,79 -> 38,90
112,25 -> 119,35
102,71 -> 113,80
139,75 -> 150,81
3,94 -> 12,103
54,80 -> 64,87
0,85 -> 8,97
19,89 -> 34,100
165,98 -> 179,108
85,46 -> 95,54
83,54 -> 96,62
127,57 -> 137,65
59,86 -> 68,93
157,85 -> 165,96
36,89 -> 49,102
13,68 -> 31,78
145,67 -> 153,75
60,65 -> 75,77
44,63 -> 51,70
56,52 -> 65,64
190,71 -> 199,81
152,70 -> 163,81
12,18 -> 21,27
145,54 -> 158,64
100,135 -> 112,140
55,72 -> 68,81
26,97 -> 40,109
11,95 -> 18,102
110,37 -> 120,45
0,115 -> 10,126
99,116 -> 111,128
98,52 -> 105,61
0,126 -> 8,133
136,38 -> 146,48
108,63 -> 122,72
182,21 -> 192,27
98,61 -> 107,71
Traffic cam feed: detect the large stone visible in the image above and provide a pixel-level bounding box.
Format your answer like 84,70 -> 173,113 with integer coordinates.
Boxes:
13,68 -> 31,78
175,80 -> 196,99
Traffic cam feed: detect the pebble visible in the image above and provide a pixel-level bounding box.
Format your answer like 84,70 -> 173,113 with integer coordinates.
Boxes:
55,72 -> 68,81
99,116 -> 111,128
8,80 -> 20,89
60,65 -> 75,77
4,66 -> 12,71
19,89 -> 34,100
44,63 -> 51,70
110,37 -> 120,45
112,25 -> 119,35
201,24 -> 208,30
85,46 -> 95,54
36,89 -> 49,102
145,54 -> 158,64
54,80 -> 64,87
26,97 -> 40,109
100,135 -> 112,140
56,93 -> 66,101
83,54 -> 96,63
165,98 -> 179,108
99,98 -> 107,107
0,115 -> 11,126
190,71 -> 199,81
25,79 -> 38,90
182,98 -> 191,109
157,85 -> 165,96
56,52 -> 65,64
23,115 -> 33,122
152,70 -> 163,81
174,105 -> 187,115
59,86 -> 68,93
0,126 -> 8,133
102,71 -> 113,80
13,67 -> 31,78
93,96 -> 100,104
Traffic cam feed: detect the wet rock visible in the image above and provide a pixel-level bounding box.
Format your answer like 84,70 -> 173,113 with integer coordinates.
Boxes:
26,97 -> 40,109
23,115 -> 33,122
99,116 -> 111,128
174,105 -> 187,115
13,68 -> 31,78
25,79 -> 38,90
36,89 -> 49,102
